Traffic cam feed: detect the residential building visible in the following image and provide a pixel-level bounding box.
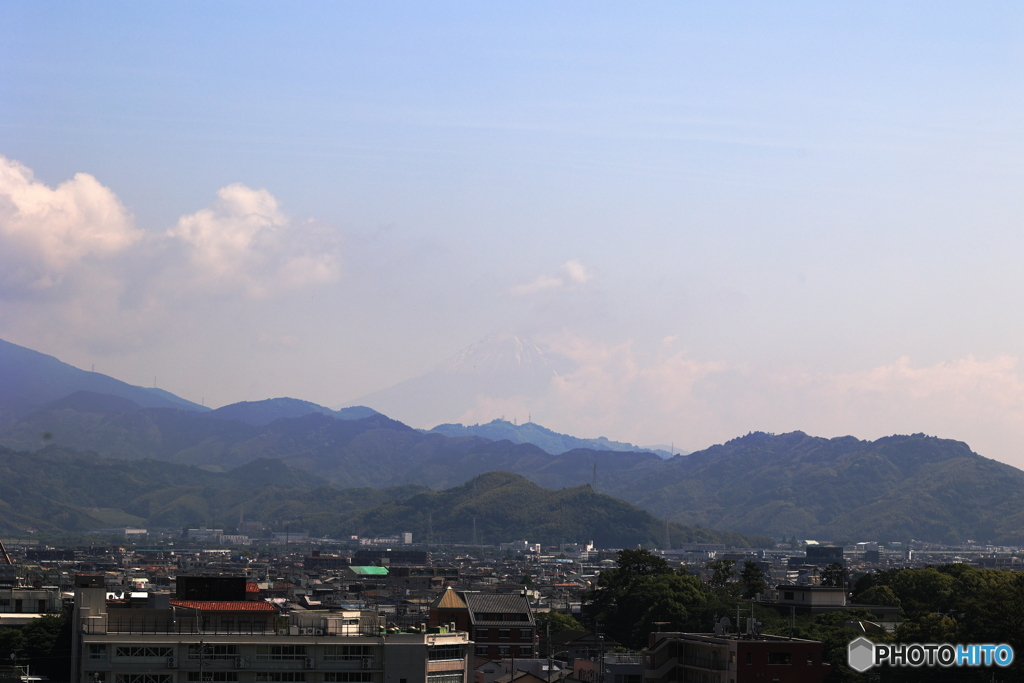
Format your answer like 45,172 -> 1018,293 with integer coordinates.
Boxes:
643,632 -> 827,683
70,575 -> 471,683
429,589 -> 536,660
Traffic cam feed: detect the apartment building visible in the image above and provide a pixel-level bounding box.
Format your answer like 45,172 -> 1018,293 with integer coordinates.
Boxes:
643,632 -> 827,683
71,575 -> 471,683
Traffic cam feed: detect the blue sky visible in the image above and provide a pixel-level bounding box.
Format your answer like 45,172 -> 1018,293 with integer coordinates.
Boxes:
2,3 -> 1023,463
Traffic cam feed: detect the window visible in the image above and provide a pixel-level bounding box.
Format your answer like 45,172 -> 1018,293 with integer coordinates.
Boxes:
807,653 -> 813,663
428,645 -> 463,661
426,674 -> 463,683
498,629 -> 510,639
323,675 -> 374,682
256,645 -> 307,660
323,646 -> 373,661
0,599 -> 9,607
115,676 -> 172,683
518,647 -> 531,657
89,645 -> 108,660
187,674 -> 238,682
255,675 -> 306,682
475,629 -> 488,639
519,630 -> 531,639
498,647 -> 510,657
115,647 -> 174,659
475,646 -> 488,656
783,592 -> 794,601
188,645 -> 239,660
745,652 -> 751,665
767,652 -> 792,665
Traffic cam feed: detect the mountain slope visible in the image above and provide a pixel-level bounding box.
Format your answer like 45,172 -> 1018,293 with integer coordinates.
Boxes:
604,431 -> 1024,544
205,398 -> 377,427
429,418 -> 676,457
0,337 -> 206,427
0,447 -> 760,548
347,471 -> 760,547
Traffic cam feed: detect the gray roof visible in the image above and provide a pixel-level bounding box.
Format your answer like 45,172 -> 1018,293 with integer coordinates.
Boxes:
461,592 -> 535,627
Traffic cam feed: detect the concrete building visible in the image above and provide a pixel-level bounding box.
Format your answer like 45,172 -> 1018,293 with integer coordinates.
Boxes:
0,586 -> 63,628
71,575 -> 472,683
643,632 -> 827,683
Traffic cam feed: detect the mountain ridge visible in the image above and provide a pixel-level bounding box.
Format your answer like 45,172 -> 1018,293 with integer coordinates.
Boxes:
428,418 -> 678,458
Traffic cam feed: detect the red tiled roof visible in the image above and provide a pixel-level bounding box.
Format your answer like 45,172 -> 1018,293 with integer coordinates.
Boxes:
246,582 -> 260,593
170,600 -> 277,612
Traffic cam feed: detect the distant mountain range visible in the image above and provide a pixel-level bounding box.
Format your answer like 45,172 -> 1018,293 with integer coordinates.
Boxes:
428,419 -> 679,458
4,336 -> 1024,544
204,397 -> 378,426
0,338 -> 207,427
0,445 -> 761,547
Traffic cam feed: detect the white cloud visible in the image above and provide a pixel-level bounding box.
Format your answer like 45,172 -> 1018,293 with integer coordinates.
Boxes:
562,258 -> 592,284
0,156 -> 344,359
168,183 -> 340,297
0,155 -> 139,292
510,259 -> 593,295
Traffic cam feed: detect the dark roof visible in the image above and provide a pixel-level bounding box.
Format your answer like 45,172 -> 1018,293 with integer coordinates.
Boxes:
462,592 -> 534,626
170,600 -> 277,612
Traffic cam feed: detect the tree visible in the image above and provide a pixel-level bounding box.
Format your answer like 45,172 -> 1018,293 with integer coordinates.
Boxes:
615,548 -> 672,577
739,561 -> 767,599
820,562 -> 846,587
856,585 -> 900,608
584,550 -> 714,649
706,559 -> 736,595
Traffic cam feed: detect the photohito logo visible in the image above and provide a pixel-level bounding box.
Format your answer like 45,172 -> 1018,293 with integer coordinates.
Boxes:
848,637 -> 1014,672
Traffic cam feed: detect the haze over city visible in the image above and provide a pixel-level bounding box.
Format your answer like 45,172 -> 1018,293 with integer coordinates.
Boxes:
2,3 -> 1023,465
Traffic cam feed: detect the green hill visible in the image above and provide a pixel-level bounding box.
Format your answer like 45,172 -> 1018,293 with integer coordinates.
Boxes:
346,470 -> 761,547
603,431 -> 1024,544
0,447 -> 760,548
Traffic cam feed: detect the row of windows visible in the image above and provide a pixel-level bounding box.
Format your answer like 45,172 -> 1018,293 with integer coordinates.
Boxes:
116,648 -> 175,659
426,673 -> 463,683
427,646 -> 463,661
475,629 -> 531,639
474,646 -> 531,657
189,645 -> 240,660
88,674 -> 381,683
256,674 -> 306,682
255,646 -> 307,661
187,674 -> 239,681
92,645 -> 381,662
322,646 -> 373,661
115,675 -> 174,683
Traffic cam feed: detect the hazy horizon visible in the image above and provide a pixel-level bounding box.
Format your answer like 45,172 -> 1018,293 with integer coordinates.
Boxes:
3,4 -> 1023,466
